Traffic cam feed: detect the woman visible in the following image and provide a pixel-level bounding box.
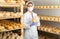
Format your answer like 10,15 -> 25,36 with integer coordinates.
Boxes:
23,1 -> 40,39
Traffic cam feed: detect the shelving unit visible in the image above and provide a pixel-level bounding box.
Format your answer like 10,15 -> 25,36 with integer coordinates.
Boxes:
37,8 -> 60,36
0,0 -> 25,39
40,15 -> 60,22
34,6 -> 60,9
24,5 -> 60,9
0,3 -> 21,7
38,25 -> 60,35
0,1 -> 24,19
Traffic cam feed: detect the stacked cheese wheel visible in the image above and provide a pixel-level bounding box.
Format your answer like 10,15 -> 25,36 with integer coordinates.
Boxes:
39,34 -> 57,39
0,0 -> 5,3
0,26 -> 5,31
0,11 -> 22,18
0,20 -> 23,31
40,15 -> 60,22
5,0 -> 16,4
35,6 -> 59,9
4,0 -> 25,4
38,24 -> 60,35
0,0 -> 25,6
38,32 -> 58,39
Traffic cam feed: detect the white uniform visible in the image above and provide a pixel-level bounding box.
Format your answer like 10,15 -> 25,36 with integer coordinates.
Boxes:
23,11 -> 40,39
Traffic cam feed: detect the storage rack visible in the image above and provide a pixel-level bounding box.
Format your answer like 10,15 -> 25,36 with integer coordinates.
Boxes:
0,0 -> 25,39
34,6 -> 60,9
40,15 -> 60,22
35,5 -> 60,35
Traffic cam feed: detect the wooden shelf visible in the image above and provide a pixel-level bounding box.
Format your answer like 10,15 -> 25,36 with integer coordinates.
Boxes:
0,12 -> 23,19
40,15 -> 60,22
24,0 -> 29,1
0,0 -> 24,39
0,3 -> 21,7
38,25 -> 60,35
24,5 -> 60,9
0,20 -> 24,32
0,0 -> 25,8
34,6 -> 60,9
0,16 -> 21,19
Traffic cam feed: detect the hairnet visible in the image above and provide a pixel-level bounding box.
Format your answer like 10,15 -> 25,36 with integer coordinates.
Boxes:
26,1 -> 34,7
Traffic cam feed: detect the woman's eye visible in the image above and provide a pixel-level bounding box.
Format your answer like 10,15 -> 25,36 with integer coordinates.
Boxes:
28,6 -> 32,7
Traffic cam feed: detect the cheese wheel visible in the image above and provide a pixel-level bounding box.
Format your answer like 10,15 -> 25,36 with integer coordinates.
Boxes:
55,5 -> 58,8
12,13 -> 17,17
0,26 -> 4,30
5,0 -> 16,3
40,17 -> 44,20
17,13 -> 23,17
0,0 -> 5,2
40,6 -> 43,8
5,26 -> 13,30
43,16 -> 47,20
47,16 -> 51,20
5,0 -> 11,3
16,0 -> 21,4
47,6 -> 50,8
18,24 -> 23,28
51,17 -> 55,21
5,12 -> 10,17
54,18 -> 58,21
51,6 -> 54,8
0,13 -> 3,17
10,0 -> 16,4
44,6 -> 47,9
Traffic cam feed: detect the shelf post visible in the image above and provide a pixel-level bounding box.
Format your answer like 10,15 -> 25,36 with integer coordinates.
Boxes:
20,0 -> 24,39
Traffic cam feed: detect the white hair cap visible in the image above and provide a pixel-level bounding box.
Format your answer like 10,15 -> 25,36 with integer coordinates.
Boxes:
26,1 -> 34,7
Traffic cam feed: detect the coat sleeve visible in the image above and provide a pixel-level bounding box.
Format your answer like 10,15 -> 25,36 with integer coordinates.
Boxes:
23,14 -> 30,29
36,15 -> 41,26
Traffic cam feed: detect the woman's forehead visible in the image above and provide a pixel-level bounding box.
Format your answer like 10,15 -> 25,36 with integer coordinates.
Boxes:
28,4 -> 33,7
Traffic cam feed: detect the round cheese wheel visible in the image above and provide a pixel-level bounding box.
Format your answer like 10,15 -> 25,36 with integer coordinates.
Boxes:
5,26 -> 13,30
55,18 -> 58,21
51,6 -> 54,8
0,13 -> 4,17
5,13 -> 10,17
16,13 -> 23,17
44,6 -> 47,9
16,0 -> 21,4
0,0 -> 5,2
47,6 -> 50,8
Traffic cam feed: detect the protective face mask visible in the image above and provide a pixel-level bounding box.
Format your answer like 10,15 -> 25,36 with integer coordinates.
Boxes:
28,7 -> 34,11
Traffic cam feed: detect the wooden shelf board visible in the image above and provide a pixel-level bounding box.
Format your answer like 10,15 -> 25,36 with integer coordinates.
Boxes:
38,25 -> 60,35
0,3 -> 21,7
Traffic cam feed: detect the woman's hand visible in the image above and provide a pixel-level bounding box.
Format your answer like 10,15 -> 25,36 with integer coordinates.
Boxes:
30,22 -> 38,27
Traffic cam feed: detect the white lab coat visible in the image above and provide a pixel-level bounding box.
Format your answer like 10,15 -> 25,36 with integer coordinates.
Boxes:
23,11 -> 40,39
